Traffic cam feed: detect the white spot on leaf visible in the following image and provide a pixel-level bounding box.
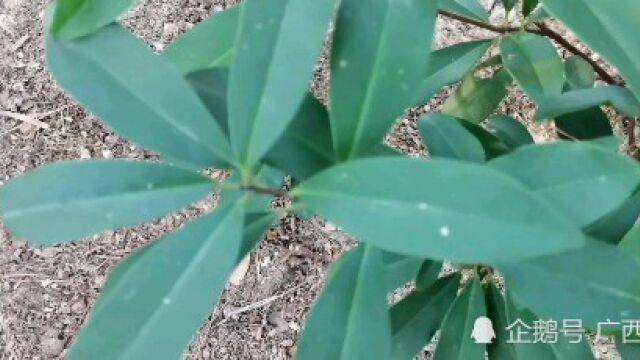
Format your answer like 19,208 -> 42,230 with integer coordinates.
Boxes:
418,202 -> 429,211
440,226 -> 450,238
339,59 -> 348,68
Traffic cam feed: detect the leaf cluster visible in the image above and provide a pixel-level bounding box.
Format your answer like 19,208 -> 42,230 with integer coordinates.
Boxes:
2,0 -> 640,358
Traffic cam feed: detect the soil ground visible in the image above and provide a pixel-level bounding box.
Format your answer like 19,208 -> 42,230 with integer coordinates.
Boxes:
0,0 -> 625,359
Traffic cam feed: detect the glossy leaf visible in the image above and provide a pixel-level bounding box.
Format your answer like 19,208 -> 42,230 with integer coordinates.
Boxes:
413,40 -> 492,106
228,0 -> 337,170
537,86 -> 640,120
486,115 -> 534,150
297,246 -> 391,360
589,136 -> 622,152
458,121 -> 510,159
508,291 -> 594,359
618,343 -> 640,359
500,240 -> 640,329
522,0 -> 539,17
51,0 -> 135,40
440,0 -> 488,22
565,55 -> 595,90
68,200 -> 244,359
46,25 -> 233,168
433,277 -> 486,359
415,260 -> 442,291
264,94 -> 336,181
555,107 -> 613,140
295,157 -> 585,264
0,161 -> 213,245
441,70 -> 511,124
502,0 -> 517,12
391,275 -> 461,359
485,283 -> 517,359
163,5 -> 241,74
186,68 -> 229,133
501,32 -> 564,103
240,210 -> 281,255
490,142 -> 640,226
330,0 -> 437,160
585,191 -> 640,245
542,0 -> 640,100
418,113 -> 485,163
383,252 -> 424,292
620,223 -> 640,259
556,57 -> 613,140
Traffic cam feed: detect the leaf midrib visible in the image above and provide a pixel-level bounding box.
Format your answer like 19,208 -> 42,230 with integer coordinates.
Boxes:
346,2 -> 394,160
66,37 -> 231,163
4,181 -> 213,220
119,205 -> 240,358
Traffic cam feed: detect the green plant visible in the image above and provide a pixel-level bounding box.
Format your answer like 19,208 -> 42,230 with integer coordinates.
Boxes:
3,0 -> 640,358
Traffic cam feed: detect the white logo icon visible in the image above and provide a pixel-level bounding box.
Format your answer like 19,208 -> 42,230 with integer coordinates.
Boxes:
471,316 -> 496,344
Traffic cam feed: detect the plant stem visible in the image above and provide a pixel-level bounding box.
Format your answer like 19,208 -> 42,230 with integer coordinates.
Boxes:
437,10 -> 620,85
241,185 -> 286,198
534,22 -> 619,85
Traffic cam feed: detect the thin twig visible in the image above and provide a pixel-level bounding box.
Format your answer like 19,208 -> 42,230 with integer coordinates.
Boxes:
534,22 -> 619,85
241,185 -> 286,198
438,10 -> 519,33
437,11 -> 620,85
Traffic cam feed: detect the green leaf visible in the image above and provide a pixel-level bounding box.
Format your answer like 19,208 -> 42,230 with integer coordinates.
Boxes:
297,246 -> 391,360
415,260 -> 443,291
0,161 -> 213,245
163,5 -> 241,74
440,0 -> 489,22
418,113 -> 486,163
555,58 -> 613,140
433,277 -> 486,359
46,25 -> 233,168
441,70 -> 511,124
457,120 -> 511,159
508,292 -> 594,359
490,142 -> 640,227
618,343 -> 640,359
502,0 -> 517,12
186,68 -> 229,134
68,199 -> 244,360
413,40 -> 492,106
330,0 -> 437,160
391,274 -> 461,359
486,115 -> 534,150
501,32 -> 564,103
295,157 -> 585,264
585,191 -> 640,245
228,0 -> 337,170
555,107 -> 613,140
500,240 -> 640,329
51,0 -> 135,40
487,286 -> 560,359
485,283 -> 517,360
589,135 -> 622,152
264,94 -> 336,181
537,86 -> 640,120
541,0 -> 640,101
522,0 -> 540,17
383,252 -> 424,292
565,55 -> 596,89
240,210 -> 280,255
620,223 -> 640,259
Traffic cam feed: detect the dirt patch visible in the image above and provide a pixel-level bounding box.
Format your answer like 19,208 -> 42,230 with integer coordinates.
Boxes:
0,0 -> 624,359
